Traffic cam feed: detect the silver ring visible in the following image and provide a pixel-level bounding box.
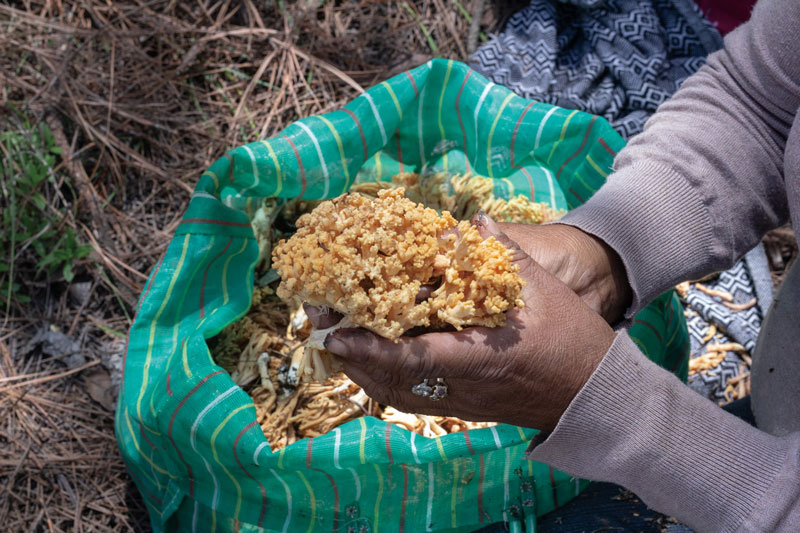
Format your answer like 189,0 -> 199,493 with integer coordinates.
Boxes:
411,378 -> 448,401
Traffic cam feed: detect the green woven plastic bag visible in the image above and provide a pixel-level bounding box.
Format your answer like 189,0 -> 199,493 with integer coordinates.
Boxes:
117,59 -> 689,532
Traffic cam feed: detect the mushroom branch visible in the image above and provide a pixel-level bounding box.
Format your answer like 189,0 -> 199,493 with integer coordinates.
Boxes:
271,187 -> 525,383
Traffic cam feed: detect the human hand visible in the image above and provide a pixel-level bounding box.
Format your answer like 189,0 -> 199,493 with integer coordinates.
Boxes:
498,222 -> 631,324
314,214 -> 616,431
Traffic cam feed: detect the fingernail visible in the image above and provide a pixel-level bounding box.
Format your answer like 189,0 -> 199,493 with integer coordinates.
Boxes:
476,210 -> 501,236
475,209 -> 488,228
323,333 -> 349,357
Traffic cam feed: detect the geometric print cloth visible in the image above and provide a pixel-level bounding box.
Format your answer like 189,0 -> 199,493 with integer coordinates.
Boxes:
685,244 -> 774,403
471,0 -> 723,139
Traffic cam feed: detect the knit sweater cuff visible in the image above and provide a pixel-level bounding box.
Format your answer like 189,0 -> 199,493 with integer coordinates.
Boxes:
558,160 -> 716,316
528,331 -> 790,532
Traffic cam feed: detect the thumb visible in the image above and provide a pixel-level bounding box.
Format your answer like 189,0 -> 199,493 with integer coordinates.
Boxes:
473,210 -> 531,266
303,303 -> 344,329
473,212 -> 591,311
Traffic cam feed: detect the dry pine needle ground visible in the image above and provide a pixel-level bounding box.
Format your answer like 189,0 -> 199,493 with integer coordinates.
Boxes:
0,0 -> 521,530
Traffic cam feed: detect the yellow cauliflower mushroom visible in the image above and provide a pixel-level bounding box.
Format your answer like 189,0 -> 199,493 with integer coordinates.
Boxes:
271,187 -> 525,382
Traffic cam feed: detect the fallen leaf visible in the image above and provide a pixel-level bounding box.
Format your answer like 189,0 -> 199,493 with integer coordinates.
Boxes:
84,367 -> 116,411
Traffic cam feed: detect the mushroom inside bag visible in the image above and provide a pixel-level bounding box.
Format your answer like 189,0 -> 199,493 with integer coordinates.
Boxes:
211,173 -> 555,449
268,176 -> 554,384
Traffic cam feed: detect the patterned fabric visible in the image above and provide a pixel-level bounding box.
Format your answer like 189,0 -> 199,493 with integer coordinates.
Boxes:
471,0 -> 723,138
685,245 -> 773,402
118,59 -> 689,532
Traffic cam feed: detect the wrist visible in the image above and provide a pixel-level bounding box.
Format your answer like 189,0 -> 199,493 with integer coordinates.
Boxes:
551,224 -> 632,323
541,312 -> 616,432
495,222 -> 632,323
587,231 -> 632,323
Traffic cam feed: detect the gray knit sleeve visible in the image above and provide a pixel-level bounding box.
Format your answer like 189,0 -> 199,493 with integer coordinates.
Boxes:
558,0 -> 800,315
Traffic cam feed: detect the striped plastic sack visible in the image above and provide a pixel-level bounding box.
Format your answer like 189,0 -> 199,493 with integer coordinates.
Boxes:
118,59 -> 689,532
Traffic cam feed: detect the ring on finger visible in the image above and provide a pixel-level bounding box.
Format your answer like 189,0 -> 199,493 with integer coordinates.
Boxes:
411,378 -> 448,401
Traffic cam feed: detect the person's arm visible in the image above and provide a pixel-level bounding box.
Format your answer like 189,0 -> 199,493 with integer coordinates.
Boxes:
528,0 -> 800,530
559,0 -> 799,316
530,332 -> 800,532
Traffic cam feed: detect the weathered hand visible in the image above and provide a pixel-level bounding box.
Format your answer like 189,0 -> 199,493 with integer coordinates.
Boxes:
318,214 -> 616,431
498,221 -> 631,324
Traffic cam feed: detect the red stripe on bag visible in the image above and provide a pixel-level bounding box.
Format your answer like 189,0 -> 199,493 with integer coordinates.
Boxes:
168,369 -> 225,497
306,437 -> 314,468
225,153 -> 235,184
667,299 -> 674,330
342,109 -> 369,161
455,69 -> 473,174
462,429 -> 475,456
633,319 -> 663,343
405,71 -> 419,96
549,466 -> 559,509
233,421 -> 268,527
129,471 -> 163,505
569,188 -> 584,203
556,116 -> 597,180
281,134 -> 307,199
200,236 -> 233,319
385,423 -> 394,463
180,218 -> 251,228
511,102 -> 536,199
598,137 -> 617,157
510,102 -> 534,168
140,424 -> 158,449
306,438 -> 340,532
395,129 -> 404,173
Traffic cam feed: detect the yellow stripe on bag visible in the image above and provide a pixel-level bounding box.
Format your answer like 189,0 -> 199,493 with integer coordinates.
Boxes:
381,81 -> 403,120
278,447 -> 286,470
246,197 -> 254,219
211,404 -> 249,521
317,115 -> 351,194
163,236 -> 214,385
296,471 -> 316,533
260,139 -> 283,196
487,93 -> 515,178
222,239 -> 249,306
435,436 -> 449,462
547,110 -> 579,165
125,407 -> 173,478
586,153 -> 609,177
182,337 -> 192,379
359,417 -> 367,464
203,170 -> 219,191
502,177 -> 515,198
138,233 -> 191,420
372,463 -> 384,531
438,60 -> 453,171
374,152 -> 382,181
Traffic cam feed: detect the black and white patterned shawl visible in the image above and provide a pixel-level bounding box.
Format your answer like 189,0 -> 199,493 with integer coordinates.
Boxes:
471,0 -> 723,139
